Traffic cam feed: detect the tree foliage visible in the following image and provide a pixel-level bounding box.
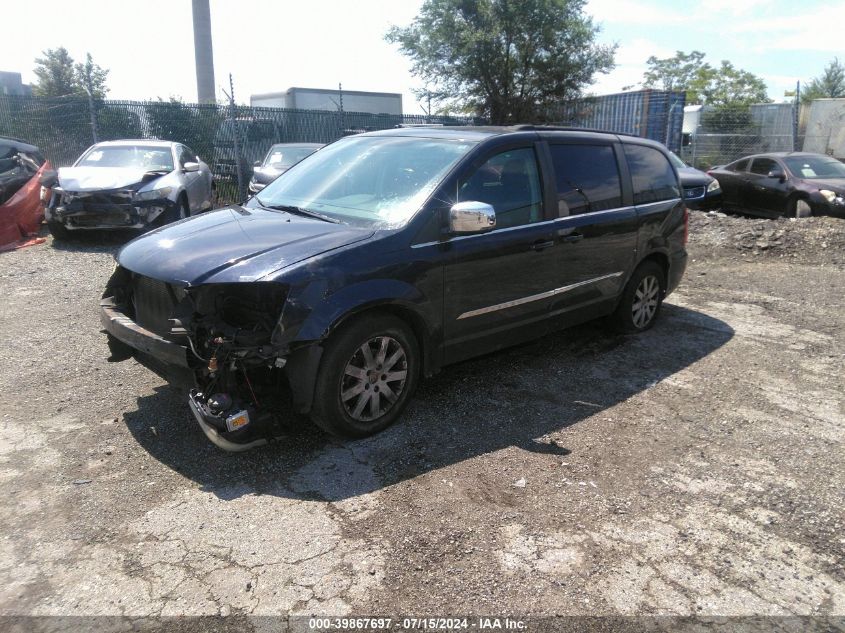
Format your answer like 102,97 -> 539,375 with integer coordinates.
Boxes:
32,47 -> 109,98
386,0 -> 616,124
643,50 -> 769,106
801,58 -> 845,103
145,98 -> 221,158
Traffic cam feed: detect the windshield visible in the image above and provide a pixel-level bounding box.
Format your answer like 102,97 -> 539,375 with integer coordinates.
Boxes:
250,135 -> 475,229
78,145 -> 174,171
783,155 -> 845,179
263,145 -> 319,169
668,152 -> 687,169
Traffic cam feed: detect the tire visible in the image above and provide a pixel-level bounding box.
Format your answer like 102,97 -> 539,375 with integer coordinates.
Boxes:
310,313 -> 420,438
47,221 -> 71,240
610,261 -> 665,333
789,197 -> 812,219
162,196 -> 190,224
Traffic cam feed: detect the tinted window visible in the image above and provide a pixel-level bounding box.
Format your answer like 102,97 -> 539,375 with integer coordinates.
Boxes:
549,144 -> 622,216
458,148 -> 543,229
749,158 -> 778,176
624,144 -> 680,205
177,145 -> 195,167
729,158 -> 749,172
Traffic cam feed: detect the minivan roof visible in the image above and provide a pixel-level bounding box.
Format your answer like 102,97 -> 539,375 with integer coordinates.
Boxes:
361,125 -> 664,147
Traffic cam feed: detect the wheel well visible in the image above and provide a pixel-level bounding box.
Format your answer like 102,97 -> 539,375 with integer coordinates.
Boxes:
639,252 -> 669,288
331,304 -> 433,376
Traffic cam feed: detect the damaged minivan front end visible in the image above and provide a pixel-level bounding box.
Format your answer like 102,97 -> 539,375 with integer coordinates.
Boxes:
102,269 -> 298,450
100,202 -> 377,450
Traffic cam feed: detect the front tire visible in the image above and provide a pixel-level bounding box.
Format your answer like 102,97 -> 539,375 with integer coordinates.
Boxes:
47,221 -> 71,240
610,261 -> 665,333
310,313 -> 420,438
789,197 -> 812,219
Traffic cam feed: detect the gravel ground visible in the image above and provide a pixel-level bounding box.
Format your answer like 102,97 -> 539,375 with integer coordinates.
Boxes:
0,211 -> 843,629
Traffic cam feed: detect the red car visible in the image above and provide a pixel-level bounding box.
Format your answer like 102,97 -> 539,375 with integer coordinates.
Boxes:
0,137 -> 50,250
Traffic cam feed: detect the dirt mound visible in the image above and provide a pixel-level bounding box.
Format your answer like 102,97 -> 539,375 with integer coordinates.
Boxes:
689,210 -> 845,264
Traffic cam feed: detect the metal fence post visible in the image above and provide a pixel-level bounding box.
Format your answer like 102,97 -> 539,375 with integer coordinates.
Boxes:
86,90 -> 99,144
223,74 -> 245,201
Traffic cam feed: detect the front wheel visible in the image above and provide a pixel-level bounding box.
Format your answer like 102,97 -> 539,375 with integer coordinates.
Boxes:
47,221 -> 71,240
310,313 -> 420,438
789,197 -> 812,219
609,261 -> 665,333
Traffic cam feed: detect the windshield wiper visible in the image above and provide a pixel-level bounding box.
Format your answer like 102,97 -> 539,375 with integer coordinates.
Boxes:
257,202 -> 341,224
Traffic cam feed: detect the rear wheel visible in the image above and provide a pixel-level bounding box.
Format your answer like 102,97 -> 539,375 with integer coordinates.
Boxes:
789,197 -> 812,218
47,221 -> 71,240
310,313 -> 420,438
610,261 -> 665,333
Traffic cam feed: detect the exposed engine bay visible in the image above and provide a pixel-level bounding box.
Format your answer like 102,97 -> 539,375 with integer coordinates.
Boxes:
103,267 -> 299,450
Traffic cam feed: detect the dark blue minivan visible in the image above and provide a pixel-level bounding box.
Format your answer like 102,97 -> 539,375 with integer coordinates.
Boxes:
101,126 -> 688,450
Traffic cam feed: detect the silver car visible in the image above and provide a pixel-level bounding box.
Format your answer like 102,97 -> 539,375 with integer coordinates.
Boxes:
45,140 -> 214,239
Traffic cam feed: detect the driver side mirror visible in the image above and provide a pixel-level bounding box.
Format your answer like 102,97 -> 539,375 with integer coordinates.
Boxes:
183,161 -> 200,173
450,201 -> 496,234
768,168 -> 785,182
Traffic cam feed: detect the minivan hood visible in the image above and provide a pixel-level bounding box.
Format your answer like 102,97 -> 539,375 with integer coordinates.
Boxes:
58,166 -> 165,192
117,205 -> 374,285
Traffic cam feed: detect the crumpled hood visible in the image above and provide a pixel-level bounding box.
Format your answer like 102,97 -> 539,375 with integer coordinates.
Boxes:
58,166 -> 164,192
117,205 -> 374,285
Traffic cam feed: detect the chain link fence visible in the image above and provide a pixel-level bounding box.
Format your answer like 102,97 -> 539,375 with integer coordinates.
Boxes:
1,90 -> 690,203
0,95 -> 480,202
680,102 -> 801,170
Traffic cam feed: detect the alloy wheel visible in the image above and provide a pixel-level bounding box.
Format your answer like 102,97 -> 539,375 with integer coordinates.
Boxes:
632,275 -> 660,328
340,336 -> 408,422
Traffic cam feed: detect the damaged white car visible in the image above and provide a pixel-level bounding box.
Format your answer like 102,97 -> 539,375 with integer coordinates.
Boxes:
44,140 -> 214,239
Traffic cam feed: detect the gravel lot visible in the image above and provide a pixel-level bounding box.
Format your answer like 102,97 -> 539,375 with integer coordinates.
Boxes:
0,211 -> 843,628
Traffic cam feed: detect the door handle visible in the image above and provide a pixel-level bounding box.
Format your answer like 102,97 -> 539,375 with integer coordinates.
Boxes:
531,239 -> 555,251
562,232 -> 584,243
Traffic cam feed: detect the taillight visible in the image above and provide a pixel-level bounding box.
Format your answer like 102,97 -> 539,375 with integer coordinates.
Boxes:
683,207 -> 689,246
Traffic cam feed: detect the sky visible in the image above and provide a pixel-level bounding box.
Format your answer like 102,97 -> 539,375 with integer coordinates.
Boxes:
1,0 -> 842,112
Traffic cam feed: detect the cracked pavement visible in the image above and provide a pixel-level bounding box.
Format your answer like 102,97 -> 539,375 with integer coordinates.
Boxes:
0,222 -> 842,624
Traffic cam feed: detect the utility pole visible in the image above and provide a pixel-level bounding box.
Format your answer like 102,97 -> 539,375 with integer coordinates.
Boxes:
338,82 -> 345,133
222,74 -> 244,199
793,80 -> 800,152
192,0 -> 216,103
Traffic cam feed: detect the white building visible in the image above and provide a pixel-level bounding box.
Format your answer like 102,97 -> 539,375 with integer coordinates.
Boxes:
250,87 -> 402,115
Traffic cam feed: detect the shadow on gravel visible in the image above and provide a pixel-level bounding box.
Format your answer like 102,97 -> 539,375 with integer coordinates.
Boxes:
49,228 -> 140,253
123,303 -> 734,501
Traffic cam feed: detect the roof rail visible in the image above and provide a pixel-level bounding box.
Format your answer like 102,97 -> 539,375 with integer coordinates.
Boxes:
511,124 -> 641,139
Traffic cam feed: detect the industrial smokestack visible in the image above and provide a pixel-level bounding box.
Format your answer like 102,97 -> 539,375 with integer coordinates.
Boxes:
192,0 -> 216,103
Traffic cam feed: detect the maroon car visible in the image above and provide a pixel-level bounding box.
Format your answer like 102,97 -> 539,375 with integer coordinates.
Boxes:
708,152 -> 845,218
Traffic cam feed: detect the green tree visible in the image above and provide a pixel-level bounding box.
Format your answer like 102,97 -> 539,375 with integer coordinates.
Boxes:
386,0 -> 616,124
75,53 -> 110,99
801,58 -> 845,103
32,47 -> 79,97
145,98 -> 222,159
643,51 -> 769,106
32,48 -> 109,98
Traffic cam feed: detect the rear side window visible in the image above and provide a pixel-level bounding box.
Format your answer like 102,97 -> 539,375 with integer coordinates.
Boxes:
749,157 -> 778,175
624,144 -> 680,205
458,147 -> 543,229
729,158 -> 749,172
548,144 -> 622,216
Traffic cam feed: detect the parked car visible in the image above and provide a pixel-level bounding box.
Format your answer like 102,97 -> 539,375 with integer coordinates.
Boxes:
100,126 -> 688,451
708,152 -> 845,218
248,143 -> 323,194
45,140 -> 214,239
668,151 -> 721,210
0,137 -> 50,249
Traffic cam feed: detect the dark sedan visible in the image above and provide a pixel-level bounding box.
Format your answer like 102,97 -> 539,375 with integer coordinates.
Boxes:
668,152 -> 721,210
248,143 -> 323,194
708,152 -> 845,218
